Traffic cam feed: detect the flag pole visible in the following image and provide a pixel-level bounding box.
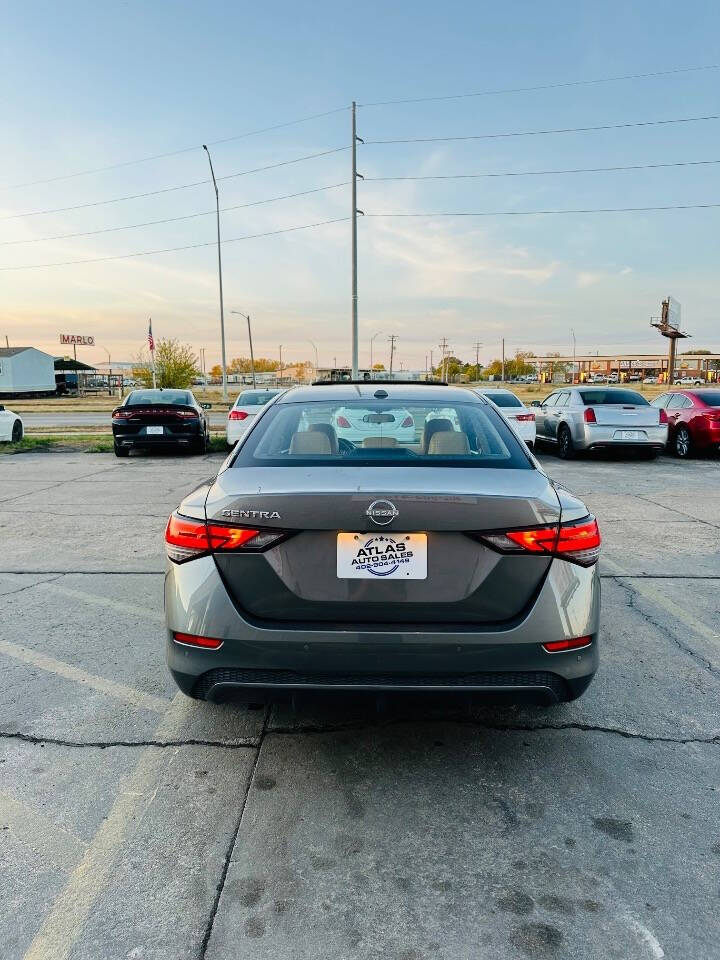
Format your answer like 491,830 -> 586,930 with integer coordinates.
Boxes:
148,318 -> 157,389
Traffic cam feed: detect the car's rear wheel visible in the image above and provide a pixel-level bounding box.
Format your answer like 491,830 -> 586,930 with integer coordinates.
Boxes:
192,433 -> 209,455
114,443 -> 129,458
11,419 -> 23,443
557,424 -> 575,459
674,425 -> 692,458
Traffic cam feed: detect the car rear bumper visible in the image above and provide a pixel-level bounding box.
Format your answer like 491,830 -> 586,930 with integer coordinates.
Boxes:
226,420 -> 254,445
577,423 -> 667,450
113,426 -> 203,447
165,554 -> 600,700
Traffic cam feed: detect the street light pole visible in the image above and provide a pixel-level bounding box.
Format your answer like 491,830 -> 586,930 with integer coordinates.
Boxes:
203,145 -> 228,402
306,340 -> 319,381
370,331 -> 383,373
278,344 -> 283,386
231,311 -> 256,388
571,328 -> 577,384
351,102 -> 364,380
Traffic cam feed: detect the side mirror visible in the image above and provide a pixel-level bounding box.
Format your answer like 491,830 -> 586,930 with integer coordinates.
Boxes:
200,402 -> 212,410
530,400 -> 541,407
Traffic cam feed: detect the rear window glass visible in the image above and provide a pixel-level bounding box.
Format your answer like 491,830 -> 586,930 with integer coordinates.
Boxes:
696,391 -> 720,407
235,391 -> 280,407
578,389 -> 648,406
481,391 -> 522,408
232,399 -> 531,469
126,390 -> 191,406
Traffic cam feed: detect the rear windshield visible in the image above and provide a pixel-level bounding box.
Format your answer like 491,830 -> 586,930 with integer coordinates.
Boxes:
232,399 -> 531,469
126,390 -> 192,406
578,389 -> 648,406
235,391 -> 280,407
696,390 -> 720,406
481,391 -> 522,408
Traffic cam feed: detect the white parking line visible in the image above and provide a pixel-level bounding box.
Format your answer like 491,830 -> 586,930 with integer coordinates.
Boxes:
0,640 -> 169,714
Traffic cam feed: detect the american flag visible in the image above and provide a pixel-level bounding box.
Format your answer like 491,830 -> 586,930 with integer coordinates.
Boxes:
147,319 -> 155,352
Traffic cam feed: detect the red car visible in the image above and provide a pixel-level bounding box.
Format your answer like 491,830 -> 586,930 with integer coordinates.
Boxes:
651,389 -> 720,457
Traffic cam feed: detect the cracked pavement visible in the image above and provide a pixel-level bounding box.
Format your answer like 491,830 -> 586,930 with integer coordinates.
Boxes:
0,449 -> 718,959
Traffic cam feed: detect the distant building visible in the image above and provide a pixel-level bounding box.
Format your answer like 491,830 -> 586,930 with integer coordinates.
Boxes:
0,347 -> 56,396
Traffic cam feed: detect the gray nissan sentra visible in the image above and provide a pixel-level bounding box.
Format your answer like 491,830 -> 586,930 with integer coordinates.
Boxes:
164,382 -> 601,704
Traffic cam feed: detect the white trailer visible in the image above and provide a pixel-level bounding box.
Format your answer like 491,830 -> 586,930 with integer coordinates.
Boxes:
0,347 -> 56,396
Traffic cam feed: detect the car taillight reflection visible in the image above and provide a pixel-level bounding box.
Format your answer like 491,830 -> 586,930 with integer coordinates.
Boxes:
401,416 -> 414,427
515,413 -> 535,422
336,416 -> 351,428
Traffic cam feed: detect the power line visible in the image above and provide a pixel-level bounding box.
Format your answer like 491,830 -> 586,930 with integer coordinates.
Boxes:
359,64 -> 720,107
0,106 -> 350,191
363,115 -> 720,145
0,146 -> 349,221
365,202 -> 720,217
364,158 -> 720,182
0,182 -> 349,246
0,217 -> 350,271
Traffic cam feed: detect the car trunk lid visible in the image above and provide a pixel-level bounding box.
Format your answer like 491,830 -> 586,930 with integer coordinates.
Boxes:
205,466 -> 560,625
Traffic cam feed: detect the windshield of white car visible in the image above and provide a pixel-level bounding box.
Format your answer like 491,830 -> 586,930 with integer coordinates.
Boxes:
233,399 -> 531,468
482,392 -> 523,408
126,390 -> 193,406
578,389 -> 648,405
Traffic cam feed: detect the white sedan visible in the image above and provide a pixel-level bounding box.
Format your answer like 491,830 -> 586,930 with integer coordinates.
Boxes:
474,388 -> 536,447
227,389 -> 282,447
0,405 -> 24,443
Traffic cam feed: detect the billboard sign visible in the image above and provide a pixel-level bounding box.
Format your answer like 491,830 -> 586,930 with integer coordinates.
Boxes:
60,334 -> 95,346
665,297 -> 681,329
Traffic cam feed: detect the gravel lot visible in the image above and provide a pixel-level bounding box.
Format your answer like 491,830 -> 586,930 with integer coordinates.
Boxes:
0,448 -> 718,960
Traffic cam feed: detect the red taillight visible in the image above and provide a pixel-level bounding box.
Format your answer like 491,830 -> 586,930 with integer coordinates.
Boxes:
336,416 -> 351,428
228,409 -> 249,420
515,413 -> 535,422
554,517 -> 602,565
481,516 -> 601,567
542,636 -> 592,654
173,632 -> 223,650
583,407 -> 597,423
401,416 -> 414,427
659,408 -> 668,424
505,526 -> 557,553
165,513 -> 285,563
112,409 -> 131,419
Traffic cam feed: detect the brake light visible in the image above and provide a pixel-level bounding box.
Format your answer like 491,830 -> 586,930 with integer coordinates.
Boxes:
401,416 -> 414,427
542,636 -> 592,653
173,632 -> 223,650
165,514 -> 286,563
515,413 -> 535,422
228,409 -> 249,420
336,416 -> 351,428
112,409 -> 132,419
583,408 -> 597,423
176,410 -> 199,418
479,516 -> 601,567
659,408 -> 668,424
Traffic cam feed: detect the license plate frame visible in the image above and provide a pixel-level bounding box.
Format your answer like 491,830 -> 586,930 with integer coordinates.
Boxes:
146,425 -> 164,435
337,532 -> 427,580
616,429 -> 642,441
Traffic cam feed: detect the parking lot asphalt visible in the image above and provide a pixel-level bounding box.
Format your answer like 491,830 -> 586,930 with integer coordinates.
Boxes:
0,449 -> 718,960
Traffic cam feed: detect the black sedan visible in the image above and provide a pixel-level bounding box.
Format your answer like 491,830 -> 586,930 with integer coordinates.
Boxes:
112,389 -> 211,457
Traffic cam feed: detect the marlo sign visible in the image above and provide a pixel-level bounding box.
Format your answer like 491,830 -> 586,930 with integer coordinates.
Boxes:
60,334 -> 95,346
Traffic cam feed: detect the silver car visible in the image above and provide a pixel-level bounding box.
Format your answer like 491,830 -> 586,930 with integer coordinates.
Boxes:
164,383 -> 601,705
533,386 -> 668,458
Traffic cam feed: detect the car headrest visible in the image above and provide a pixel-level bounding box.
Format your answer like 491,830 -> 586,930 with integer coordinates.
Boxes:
289,431 -> 332,455
427,431 -> 470,455
422,417 -> 454,452
308,422 -> 338,453
362,436 -> 398,448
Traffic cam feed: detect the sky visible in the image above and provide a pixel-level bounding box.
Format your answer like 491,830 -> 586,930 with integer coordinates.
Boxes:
1,0 -> 719,371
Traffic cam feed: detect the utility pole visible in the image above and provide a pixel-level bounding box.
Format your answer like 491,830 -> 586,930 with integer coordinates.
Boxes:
501,338 -> 505,383
199,348 -> 206,392
203,145 -> 228,402
473,340 -> 483,381
388,335 -> 398,375
231,311 -> 256,388
351,102 -> 364,380
438,337 -> 449,382
430,349 -> 434,377
571,328 -> 577,384
278,344 -> 283,386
